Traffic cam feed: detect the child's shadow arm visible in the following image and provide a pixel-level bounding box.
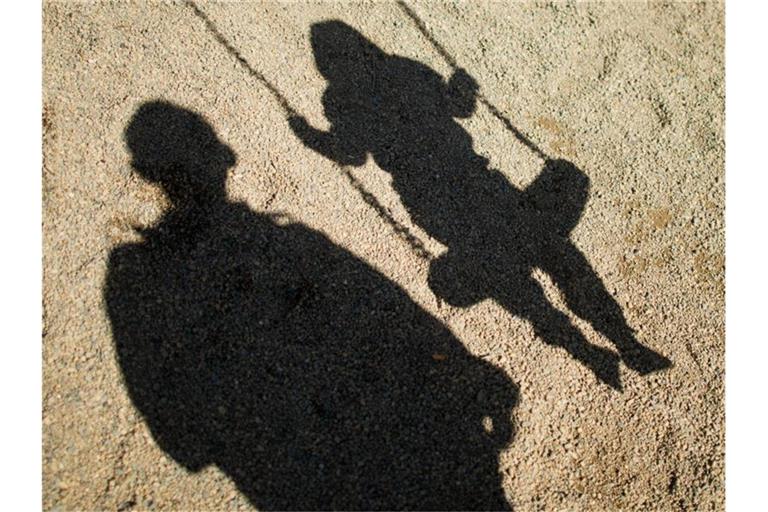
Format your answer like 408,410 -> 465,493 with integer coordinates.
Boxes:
288,115 -> 367,167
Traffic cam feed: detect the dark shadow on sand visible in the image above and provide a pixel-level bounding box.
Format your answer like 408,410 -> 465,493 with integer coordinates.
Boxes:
105,101 -> 518,510
289,20 -> 672,391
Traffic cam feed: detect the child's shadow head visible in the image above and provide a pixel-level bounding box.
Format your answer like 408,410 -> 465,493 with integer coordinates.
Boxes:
309,20 -> 478,119
310,20 -> 386,83
124,100 -> 237,206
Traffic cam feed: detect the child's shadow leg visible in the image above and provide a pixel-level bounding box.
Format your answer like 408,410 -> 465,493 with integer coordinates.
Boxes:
496,277 -> 623,390
540,240 -> 672,375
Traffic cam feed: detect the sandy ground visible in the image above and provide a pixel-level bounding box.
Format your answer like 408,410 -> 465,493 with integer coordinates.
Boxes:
43,1 -> 724,510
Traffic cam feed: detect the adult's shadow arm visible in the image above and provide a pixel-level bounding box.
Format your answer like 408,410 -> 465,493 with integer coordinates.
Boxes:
105,243 -> 215,473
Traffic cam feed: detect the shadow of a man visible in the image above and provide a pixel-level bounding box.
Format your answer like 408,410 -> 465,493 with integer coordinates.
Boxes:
289,21 -> 671,390
105,101 -> 518,510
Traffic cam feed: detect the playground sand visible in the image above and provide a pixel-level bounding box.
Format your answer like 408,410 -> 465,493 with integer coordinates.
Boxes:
43,1 -> 724,510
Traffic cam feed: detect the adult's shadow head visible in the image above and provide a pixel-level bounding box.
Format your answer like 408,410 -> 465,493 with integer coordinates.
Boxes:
106,100 -> 518,510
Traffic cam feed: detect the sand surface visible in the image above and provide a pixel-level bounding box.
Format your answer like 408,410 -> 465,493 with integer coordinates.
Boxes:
43,1 -> 724,510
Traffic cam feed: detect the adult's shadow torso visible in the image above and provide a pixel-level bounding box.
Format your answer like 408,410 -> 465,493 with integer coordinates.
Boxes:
105,101 -> 518,510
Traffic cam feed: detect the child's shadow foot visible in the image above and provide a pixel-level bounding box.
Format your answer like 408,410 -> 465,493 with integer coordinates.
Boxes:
587,346 -> 623,391
620,345 -> 672,375
566,342 -> 623,391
